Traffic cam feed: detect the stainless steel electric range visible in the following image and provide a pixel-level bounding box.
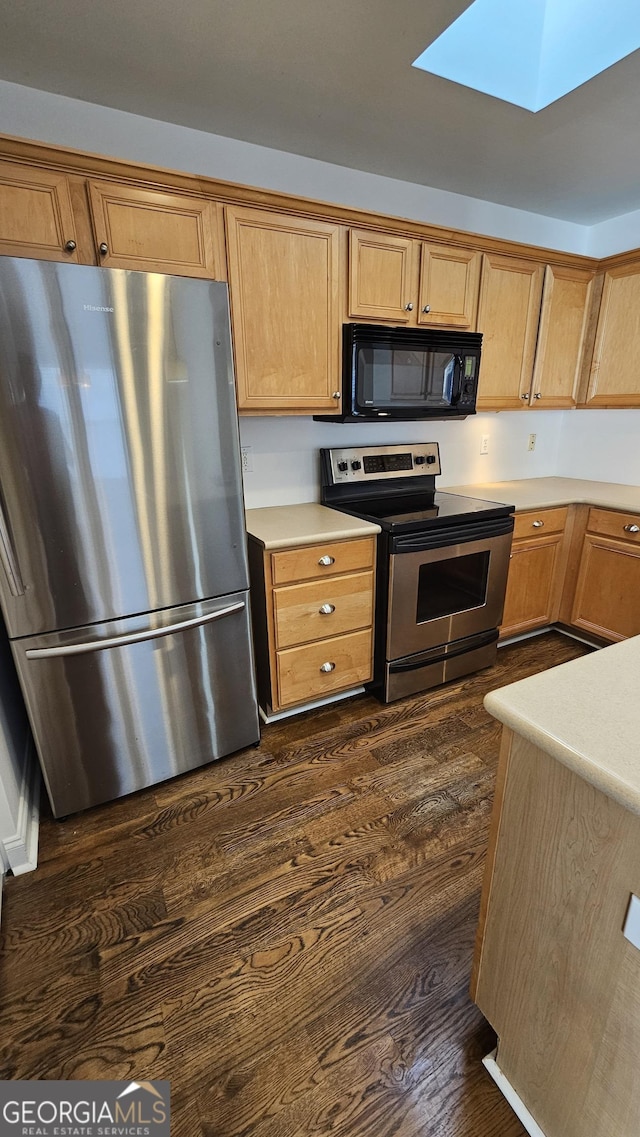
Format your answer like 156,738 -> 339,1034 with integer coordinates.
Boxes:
321,443 -> 515,702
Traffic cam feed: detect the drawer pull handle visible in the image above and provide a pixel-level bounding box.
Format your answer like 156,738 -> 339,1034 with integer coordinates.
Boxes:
320,661 -> 336,673
318,555 -> 335,566
624,524 -> 640,533
532,520 -> 544,528
319,603 -> 335,615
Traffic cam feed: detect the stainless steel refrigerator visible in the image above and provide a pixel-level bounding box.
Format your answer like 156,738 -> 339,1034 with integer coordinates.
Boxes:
0,257 -> 259,817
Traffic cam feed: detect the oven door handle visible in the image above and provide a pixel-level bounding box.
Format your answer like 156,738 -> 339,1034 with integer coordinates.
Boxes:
392,515 -> 514,554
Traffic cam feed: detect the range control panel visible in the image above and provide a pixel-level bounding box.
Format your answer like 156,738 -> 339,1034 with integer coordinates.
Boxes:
323,443 -> 441,485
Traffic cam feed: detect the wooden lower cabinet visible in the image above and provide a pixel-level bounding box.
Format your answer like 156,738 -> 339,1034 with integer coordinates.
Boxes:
500,508 -> 568,638
571,508 -> 640,640
248,535 -> 376,713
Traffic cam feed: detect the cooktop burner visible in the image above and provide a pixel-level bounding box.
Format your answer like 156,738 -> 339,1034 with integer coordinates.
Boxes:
320,444 -> 513,534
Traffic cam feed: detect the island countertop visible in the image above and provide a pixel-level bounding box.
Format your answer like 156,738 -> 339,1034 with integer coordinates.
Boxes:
485,634 -> 640,816
445,476 -> 640,513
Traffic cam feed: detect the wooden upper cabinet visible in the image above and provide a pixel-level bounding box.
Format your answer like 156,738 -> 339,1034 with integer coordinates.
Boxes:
87,181 -> 223,278
0,161 -> 81,262
530,264 -> 594,408
476,254 -> 544,410
225,205 -> 343,414
348,230 -> 416,322
586,263 -> 640,407
348,230 -> 480,328
418,244 -> 481,328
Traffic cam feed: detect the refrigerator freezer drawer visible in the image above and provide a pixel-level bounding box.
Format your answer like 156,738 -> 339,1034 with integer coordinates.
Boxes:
12,593 -> 259,817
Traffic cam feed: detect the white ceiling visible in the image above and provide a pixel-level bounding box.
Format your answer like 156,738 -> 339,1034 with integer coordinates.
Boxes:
2,0 -> 640,224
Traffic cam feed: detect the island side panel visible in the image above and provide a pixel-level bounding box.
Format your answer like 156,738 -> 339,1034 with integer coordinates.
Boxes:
473,731 -> 640,1137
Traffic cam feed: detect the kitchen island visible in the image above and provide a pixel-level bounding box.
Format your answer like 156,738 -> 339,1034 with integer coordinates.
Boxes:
472,636 -> 640,1137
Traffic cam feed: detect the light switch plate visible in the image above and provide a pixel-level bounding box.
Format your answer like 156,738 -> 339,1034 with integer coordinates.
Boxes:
623,894 -> 640,950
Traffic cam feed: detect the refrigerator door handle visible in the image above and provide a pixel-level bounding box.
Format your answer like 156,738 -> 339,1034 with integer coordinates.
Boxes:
0,495 -> 25,598
25,601 -> 245,659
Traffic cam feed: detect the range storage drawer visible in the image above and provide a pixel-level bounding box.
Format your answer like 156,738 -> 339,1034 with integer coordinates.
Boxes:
512,506 -> 568,540
587,508 -> 640,543
276,628 -> 373,707
270,537 -> 375,584
273,570 -> 374,648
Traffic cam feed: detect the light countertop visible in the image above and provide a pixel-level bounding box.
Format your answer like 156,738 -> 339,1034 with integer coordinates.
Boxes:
485,636 -> 640,816
445,477 -> 640,513
245,503 -> 381,549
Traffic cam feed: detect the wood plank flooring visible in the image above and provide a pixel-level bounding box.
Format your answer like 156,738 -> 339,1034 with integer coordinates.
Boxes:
0,632 -> 589,1136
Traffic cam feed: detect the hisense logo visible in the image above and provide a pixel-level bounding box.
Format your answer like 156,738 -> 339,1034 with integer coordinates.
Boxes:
83,303 -> 114,312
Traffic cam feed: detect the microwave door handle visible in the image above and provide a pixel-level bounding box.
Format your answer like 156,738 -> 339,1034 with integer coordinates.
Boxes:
450,356 -> 464,406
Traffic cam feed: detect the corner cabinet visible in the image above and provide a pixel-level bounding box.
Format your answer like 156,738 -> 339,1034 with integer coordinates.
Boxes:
87,180 -> 225,278
226,206 -> 344,414
475,254 -> 544,410
0,160 -> 82,262
571,508 -> 640,640
586,262 -> 640,407
348,228 -> 480,328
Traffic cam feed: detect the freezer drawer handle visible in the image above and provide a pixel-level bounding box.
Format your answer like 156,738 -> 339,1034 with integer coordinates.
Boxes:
25,601 -> 245,659
0,499 -> 25,598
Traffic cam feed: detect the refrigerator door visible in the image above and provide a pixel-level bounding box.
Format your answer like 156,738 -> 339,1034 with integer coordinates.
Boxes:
0,258 -> 248,638
12,593 -> 259,816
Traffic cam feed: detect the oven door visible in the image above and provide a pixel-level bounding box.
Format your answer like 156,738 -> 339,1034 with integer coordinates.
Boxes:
387,519 -> 513,661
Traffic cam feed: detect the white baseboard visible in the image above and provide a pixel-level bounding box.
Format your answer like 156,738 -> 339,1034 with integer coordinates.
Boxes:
483,1050 -> 547,1137
2,739 -> 40,876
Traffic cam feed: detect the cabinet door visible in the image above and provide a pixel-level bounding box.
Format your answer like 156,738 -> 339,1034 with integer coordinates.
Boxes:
226,206 -> 343,413
348,229 -> 417,322
87,181 -> 222,278
476,254 -> 544,410
586,264 -> 640,407
530,265 -> 594,408
0,161 -> 80,262
418,243 -> 481,328
500,534 -> 564,637
571,535 -> 640,641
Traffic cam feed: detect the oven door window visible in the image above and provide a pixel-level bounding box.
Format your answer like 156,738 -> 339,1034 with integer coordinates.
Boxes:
357,347 -> 459,410
416,550 -> 490,623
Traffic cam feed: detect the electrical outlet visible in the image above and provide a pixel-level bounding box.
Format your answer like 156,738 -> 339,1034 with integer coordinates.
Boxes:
480,435 -> 490,455
528,433 -> 537,451
241,446 -> 253,474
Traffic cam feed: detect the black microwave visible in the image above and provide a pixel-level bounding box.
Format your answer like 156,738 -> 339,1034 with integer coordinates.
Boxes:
317,323 -> 482,422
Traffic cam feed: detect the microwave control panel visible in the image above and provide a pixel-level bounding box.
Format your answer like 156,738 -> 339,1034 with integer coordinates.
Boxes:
323,443 -> 441,485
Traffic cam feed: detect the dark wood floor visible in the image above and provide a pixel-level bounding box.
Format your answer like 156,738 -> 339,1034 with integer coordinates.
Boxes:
0,632 -> 589,1136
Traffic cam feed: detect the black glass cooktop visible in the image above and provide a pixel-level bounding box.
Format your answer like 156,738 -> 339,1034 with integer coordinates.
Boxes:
340,491 -> 514,533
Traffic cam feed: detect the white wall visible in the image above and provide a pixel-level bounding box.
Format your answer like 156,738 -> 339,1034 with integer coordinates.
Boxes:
0,79 -> 589,254
556,410 -> 640,485
239,411 -> 563,507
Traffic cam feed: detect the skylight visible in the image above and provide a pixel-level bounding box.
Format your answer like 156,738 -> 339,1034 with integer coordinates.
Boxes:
412,0 -> 640,112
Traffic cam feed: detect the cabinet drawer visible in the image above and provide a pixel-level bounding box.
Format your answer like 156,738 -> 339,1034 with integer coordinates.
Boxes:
273,571 -> 374,649
276,629 -> 373,707
271,537 -> 375,585
587,508 -> 640,543
513,507 -> 568,540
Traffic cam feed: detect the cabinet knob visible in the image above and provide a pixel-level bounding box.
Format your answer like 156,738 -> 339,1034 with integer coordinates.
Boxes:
64,239 -> 77,253
318,555 -> 335,566
533,392 -> 542,399
404,302 -> 414,312
320,661 -> 336,673
98,242 -> 108,256
422,304 -> 431,314
623,524 -> 640,533
319,603 -> 335,615
520,393 -> 529,401
532,520 -> 544,528
332,391 -> 341,400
